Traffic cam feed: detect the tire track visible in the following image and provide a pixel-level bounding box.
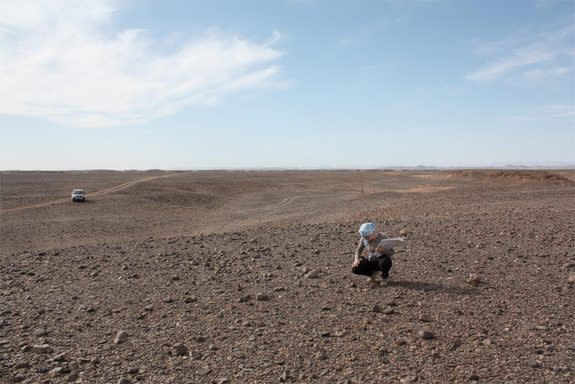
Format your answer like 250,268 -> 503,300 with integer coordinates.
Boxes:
0,173 -> 178,214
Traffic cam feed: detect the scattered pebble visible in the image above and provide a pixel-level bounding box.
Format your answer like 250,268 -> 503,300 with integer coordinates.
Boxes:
174,343 -> 188,356
466,274 -> 482,286
256,293 -> 271,301
196,366 -> 211,376
33,327 -> 48,337
418,330 -> 435,340
32,344 -> 53,354
114,331 -> 128,344
418,314 -> 432,322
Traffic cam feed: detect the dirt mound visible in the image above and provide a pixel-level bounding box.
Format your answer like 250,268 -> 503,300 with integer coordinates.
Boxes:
450,170 -> 574,184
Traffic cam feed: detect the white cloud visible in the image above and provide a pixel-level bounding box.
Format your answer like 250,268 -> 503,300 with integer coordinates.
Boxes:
0,0 -> 284,127
466,23 -> 575,82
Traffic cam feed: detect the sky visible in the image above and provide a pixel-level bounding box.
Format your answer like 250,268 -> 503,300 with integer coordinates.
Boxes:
0,0 -> 574,170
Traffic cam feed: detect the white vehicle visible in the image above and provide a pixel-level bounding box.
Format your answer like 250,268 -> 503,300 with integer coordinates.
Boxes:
71,189 -> 86,202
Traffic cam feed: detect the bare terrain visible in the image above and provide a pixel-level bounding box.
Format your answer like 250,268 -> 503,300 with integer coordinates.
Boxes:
1,170 -> 574,383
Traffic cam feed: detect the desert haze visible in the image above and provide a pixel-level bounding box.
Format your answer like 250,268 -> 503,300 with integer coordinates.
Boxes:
1,170 -> 574,383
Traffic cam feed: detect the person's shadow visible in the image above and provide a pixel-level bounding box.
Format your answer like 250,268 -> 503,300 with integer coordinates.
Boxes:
388,280 -> 479,296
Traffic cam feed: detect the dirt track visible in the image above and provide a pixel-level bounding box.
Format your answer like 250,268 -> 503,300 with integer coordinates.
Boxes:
1,170 -> 574,383
0,173 -> 178,214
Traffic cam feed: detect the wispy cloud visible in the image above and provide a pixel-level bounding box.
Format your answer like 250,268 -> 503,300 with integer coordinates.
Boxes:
466,23 -> 575,82
507,104 -> 575,122
0,0 -> 284,127
523,66 -> 571,79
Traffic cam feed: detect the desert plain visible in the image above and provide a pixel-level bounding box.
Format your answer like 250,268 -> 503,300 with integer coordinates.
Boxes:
1,169 -> 574,383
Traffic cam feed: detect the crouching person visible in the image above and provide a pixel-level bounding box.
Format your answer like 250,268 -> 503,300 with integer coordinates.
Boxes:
352,222 -> 394,287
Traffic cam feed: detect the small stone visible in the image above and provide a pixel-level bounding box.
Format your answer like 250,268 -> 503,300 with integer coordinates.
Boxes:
382,306 -> 394,315
117,378 -> 131,384
549,319 -> 562,327
184,297 -> 196,303
52,353 -> 66,362
396,337 -> 409,346
197,366 -> 211,376
279,371 -> 292,382
113,331 -> 128,344
174,343 -> 188,356
10,374 -> 25,383
418,330 -> 434,340
304,269 -> 321,279
127,367 -> 139,374
418,314 -> 432,322
238,295 -> 251,303
33,327 -> 48,337
372,305 -> 381,313
49,367 -> 64,375
171,275 -> 180,281
67,371 -> 79,382
191,350 -> 202,360
449,340 -> 462,351
468,373 -> 480,381
216,379 -> 229,384
32,344 -> 53,353
399,229 -> 408,236
256,293 -> 271,301
13,361 -> 31,369
466,274 -> 482,286
529,360 -> 542,368
568,272 -> 575,285
316,348 -> 328,360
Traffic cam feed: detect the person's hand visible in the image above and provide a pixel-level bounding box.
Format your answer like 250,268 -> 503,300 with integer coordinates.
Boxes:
352,259 -> 360,268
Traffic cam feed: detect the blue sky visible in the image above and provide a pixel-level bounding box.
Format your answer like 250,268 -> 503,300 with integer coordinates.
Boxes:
1,0 -> 574,170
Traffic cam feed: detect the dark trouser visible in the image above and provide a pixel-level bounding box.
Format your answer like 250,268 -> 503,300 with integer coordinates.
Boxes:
352,255 -> 393,279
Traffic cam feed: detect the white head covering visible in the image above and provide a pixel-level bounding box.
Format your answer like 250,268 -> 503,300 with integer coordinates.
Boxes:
358,222 -> 376,237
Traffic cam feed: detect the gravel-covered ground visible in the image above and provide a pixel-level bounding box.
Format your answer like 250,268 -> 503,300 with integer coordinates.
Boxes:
1,170 -> 574,383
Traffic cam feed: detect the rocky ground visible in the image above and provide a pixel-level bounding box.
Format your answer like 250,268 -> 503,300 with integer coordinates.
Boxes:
1,170 -> 574,383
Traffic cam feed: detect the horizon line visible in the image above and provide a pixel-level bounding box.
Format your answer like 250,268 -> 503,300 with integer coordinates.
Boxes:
2,165 -> 575,172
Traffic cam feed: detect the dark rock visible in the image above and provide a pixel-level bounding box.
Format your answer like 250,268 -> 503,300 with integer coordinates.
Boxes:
418,330 -> 434,340
256,293 -> 271,301
174,343 -> 188,356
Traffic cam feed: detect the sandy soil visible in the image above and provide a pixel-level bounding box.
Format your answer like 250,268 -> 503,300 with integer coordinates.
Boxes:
1,170 -> 574,383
